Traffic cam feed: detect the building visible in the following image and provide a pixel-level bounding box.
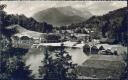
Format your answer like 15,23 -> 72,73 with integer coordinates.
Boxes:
91,46 -> 99,54
70,33 -> 90,42
83,44 -> 90,55
39,33 -> 61,43
100,38 -> 117,44
11,35 -> 34,48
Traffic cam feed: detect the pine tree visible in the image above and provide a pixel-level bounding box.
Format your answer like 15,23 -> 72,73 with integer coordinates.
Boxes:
121,11 -> 128,46
39,44 -> 77,80
121,51 -> 128,80
0,34 -> 34,80
0,34 -> 11,79
9,56 -> 34,80
0,6 -> 34,80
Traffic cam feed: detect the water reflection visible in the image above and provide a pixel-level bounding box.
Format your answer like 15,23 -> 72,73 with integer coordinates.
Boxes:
24,47 -> 90,77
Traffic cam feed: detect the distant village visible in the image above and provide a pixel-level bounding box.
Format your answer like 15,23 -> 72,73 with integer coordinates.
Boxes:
11,25 -> 125,56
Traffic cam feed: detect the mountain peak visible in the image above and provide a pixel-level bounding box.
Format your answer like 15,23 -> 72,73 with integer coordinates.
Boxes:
33,6 -> 92,27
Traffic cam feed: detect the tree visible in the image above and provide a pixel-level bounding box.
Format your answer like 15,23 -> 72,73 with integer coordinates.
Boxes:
0,34 -> 34,80
0,7 -> 34,79
120,11 -> 128,46
120,51 -> 128,80
39,44 -> 77,80
102,19 -> 111,38
9,56 -> 34,80
0,4 -> 7,10
0,5 -> 53,34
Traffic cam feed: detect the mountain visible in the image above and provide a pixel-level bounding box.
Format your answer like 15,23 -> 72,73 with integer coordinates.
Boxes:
67,7 -> 127,44
33,6 -> 92,27
0,10 -> 53,35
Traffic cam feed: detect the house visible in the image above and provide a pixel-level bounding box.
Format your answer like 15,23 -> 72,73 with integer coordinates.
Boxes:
100,38 -> 116,44
74,33 -> 90,42
98,49 -> 114,55
20,36 -> 34,44
70,34 -> 77,42
83,28 -> 89,34
66,30 -> 74,34
77,55 -> 125,79
83,44 -> 99,55
99,46 -> 105,50
83,44 -> 90,55
96,44 -> 125,55
33,37 -> 41,44
91,46 -> 99,54
11,35 -> 34,48
39,33 -> 61,43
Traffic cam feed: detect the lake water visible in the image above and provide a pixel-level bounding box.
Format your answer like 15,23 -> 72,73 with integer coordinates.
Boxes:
24,47 -> 90,77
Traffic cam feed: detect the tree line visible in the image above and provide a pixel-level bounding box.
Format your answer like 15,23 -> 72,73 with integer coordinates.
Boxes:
0,5 -> 77,80
58,7 -> 127,45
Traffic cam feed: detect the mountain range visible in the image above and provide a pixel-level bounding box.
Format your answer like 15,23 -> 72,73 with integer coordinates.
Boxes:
33,6 -> 92,27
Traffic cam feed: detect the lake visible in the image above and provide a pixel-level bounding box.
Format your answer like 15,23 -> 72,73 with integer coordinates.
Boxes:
24,46 -> 90,77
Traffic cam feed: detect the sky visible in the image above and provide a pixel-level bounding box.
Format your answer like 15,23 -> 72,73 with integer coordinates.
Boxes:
0,1 -> 127,17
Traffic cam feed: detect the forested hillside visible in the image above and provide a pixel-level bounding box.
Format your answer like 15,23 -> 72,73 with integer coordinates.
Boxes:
66,7 -> 127,44
0,10 -> 53,37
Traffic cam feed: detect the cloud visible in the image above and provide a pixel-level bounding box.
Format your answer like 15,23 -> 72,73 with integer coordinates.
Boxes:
1,1 -> 127,17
